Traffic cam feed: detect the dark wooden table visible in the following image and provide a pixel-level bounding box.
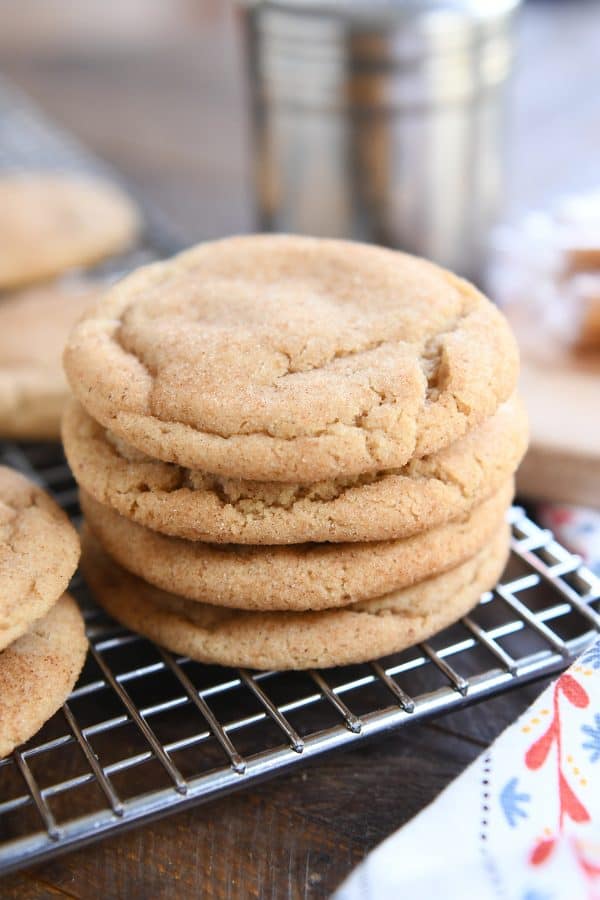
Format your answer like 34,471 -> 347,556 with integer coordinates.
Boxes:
0,1 -> 598,896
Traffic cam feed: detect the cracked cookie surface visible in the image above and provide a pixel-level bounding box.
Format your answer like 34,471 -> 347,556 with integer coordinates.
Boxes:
0,594 -> 87,757
65,394 -> 526,544
0,466 -> 80,650
64,235 -> 519,482
0,173 -> 139,291
81,480 -> 512,611
82,525 -> 509,670
0,282 -> 103,439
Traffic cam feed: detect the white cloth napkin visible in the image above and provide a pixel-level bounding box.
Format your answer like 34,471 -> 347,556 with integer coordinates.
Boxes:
335,637 -> 600,900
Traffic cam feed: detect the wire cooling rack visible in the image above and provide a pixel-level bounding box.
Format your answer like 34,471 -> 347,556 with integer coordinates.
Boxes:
1,74 -> 600,878
0,439 -> 599,876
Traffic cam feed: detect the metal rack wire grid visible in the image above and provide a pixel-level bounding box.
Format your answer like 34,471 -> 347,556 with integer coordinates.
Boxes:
0,75 -> 599,878
0,440 -> 598,877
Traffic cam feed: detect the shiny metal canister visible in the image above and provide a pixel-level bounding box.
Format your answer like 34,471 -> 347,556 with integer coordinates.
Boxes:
238,0 -> 521,279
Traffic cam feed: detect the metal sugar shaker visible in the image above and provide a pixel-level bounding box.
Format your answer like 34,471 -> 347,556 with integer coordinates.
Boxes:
238,0 -> 521,280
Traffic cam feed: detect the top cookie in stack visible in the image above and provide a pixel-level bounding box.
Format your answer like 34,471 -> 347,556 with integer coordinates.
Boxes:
63,235 -> 526,669
64,235 -> 517,482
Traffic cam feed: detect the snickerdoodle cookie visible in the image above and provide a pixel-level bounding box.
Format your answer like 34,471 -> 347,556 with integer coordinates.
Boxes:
81,480 -> 512,611
0,466 -> 79,651
64,394 -> 526,544
0,172 -> 139,291
64,235 -> 519,482
82,525 -> 509,670
0,594 -> 87,758
0,281 -> 103,439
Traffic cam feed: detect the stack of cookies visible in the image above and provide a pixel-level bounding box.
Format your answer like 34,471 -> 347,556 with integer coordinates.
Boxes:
0,466 -> 87,757
62,235 -> 527,670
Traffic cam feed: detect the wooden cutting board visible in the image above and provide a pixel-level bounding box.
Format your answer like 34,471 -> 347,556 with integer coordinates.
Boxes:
516,342 -> 600,508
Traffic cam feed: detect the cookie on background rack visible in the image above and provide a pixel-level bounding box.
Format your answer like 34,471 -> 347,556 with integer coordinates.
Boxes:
0,594 -> 87,758
0,172 -> 139,291
0,281 -> 104,439
81,525 -> 510,671
64,394 -> 527,544
80,479 -> 513,611
0,465 -> 80,650
63,234 -> 519,483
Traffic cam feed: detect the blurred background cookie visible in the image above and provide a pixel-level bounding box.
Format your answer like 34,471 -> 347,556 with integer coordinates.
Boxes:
0,280 -> 103,439
0,172 -> 139,291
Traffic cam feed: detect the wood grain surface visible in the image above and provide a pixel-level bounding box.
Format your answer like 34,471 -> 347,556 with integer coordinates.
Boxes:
516,354 -> 600,507
0,1 -> 598,897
